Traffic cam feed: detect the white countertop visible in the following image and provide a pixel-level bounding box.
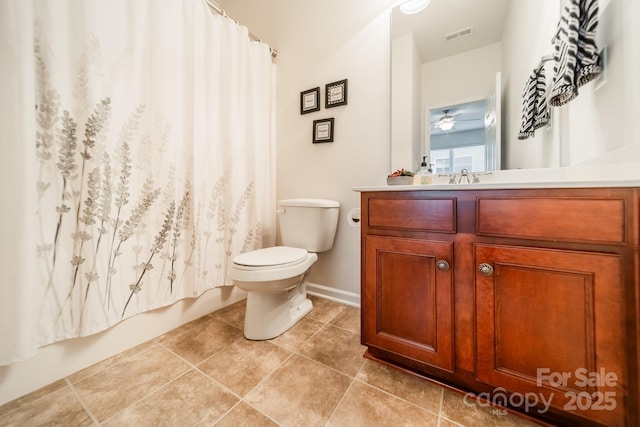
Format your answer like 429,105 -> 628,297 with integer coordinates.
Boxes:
353,180 -> 640,192
353,163 -> 640,192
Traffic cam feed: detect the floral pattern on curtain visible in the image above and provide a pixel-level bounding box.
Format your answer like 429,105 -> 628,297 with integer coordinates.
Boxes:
3,0 -> 276,356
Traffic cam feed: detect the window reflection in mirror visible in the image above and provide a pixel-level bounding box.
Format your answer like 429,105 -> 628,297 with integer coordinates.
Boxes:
426,71 -> 501,174
429,99 -> 489,173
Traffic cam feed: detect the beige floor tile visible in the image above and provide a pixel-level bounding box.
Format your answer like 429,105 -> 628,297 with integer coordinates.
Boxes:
245,354 -> 352,427
68,340 -> 156,384
0,379 -> 67,419
328,380 -> 439,426
307,295 -> 347,323
439,418 -> 466,427
211,402 -> 279,427
329,305 -> 361,334
161,317 -> 243,364
72,343 -> 191,422
103,369 -> 238,426
210,299 -> 246,330
356,359 -> 442,413
267,316 -> 324,351
198,338 -> 291,396
0,384 -> 93,427
1,296 -> 556,427
155,315 -> 219,344
299,324 -> 366,377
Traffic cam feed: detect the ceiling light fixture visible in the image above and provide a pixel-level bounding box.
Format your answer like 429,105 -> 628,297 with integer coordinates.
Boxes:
434,110 -> 455,131
399,0 -> 432,15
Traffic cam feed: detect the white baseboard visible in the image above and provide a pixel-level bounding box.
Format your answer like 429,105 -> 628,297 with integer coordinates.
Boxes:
306,282 -> 360,308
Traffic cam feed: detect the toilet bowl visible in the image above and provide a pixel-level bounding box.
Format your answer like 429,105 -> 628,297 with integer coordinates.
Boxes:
229,198 -> 339,340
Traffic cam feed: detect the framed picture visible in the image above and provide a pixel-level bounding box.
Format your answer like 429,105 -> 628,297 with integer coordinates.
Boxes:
300,87 -> 320,114
325,79 -> 348,108
313,118 -> 334,143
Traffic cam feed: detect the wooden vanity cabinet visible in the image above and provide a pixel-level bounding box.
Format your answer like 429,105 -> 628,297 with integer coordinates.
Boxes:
360,188 -> 639,427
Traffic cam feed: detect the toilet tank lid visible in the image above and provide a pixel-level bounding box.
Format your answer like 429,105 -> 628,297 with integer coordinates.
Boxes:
278,198 -> 340,208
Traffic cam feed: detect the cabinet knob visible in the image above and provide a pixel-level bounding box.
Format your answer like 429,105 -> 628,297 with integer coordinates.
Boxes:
478,263 -> 494,276
436,260 -> 450,271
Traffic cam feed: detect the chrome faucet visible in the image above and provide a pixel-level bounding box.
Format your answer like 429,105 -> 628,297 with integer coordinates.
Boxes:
458,169 -> 470,184
441,169 -> 492,184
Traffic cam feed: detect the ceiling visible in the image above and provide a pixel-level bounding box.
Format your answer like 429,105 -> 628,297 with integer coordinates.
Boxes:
391,0 -> 509,134
391,0 -> 510,64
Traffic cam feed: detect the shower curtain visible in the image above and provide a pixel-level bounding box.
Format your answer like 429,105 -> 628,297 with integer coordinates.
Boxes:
0,0 -> 276,365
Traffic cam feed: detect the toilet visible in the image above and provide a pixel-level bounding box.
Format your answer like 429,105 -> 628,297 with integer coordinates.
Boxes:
229,198 -> 340,340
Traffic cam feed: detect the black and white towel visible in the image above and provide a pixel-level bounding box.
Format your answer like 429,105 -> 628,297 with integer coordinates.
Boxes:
518,62 -> 550,140
549,0 -> 602,107
576,0 -> 602,86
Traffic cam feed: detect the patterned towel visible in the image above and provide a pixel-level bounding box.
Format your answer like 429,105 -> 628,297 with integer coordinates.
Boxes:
518,62 -> 550,140
576,0 -> 602,86
549,0 -> 602,107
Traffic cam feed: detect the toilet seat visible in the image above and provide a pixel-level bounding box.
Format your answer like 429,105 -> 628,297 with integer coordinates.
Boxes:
232,246 -> 308,270
229,247 -> 318,283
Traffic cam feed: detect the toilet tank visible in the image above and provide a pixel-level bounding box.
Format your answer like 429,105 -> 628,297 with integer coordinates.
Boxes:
277,198 -> 340,252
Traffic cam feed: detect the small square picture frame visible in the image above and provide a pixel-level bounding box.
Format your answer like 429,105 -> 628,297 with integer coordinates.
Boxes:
325,79 -> 348,108
300,87 -> 320,114
313,118 -> 334,143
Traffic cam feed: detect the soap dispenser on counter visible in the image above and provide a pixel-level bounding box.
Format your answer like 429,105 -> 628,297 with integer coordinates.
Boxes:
414,156 -> 433,185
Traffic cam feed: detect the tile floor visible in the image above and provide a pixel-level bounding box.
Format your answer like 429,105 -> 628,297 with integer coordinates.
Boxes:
0,296 -> 545,426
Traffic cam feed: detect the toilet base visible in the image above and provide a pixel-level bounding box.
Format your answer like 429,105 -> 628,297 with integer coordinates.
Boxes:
243,288 -> 313,340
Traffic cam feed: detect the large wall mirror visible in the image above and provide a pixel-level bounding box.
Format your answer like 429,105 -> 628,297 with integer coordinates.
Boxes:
391,0 -> 508,173
391,0 -> 638,174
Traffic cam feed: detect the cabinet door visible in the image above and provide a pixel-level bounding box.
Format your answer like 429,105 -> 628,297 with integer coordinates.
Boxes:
364,236 -> 454,372
475,244 -> 625,425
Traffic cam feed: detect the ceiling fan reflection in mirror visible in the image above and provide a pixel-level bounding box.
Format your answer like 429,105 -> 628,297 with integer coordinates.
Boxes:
430,101 -> 486,133
433,109 -> 456,131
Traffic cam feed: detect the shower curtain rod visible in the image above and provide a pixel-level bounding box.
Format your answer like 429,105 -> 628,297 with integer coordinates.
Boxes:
204,0 -> 278,58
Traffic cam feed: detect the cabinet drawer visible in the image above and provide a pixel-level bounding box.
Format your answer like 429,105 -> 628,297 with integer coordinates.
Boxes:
477,197 -> 625,244
368,198 -> 456,233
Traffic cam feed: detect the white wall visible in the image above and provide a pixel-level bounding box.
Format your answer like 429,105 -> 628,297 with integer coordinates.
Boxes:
422,42 -> 502,109
501,0 -> 560,169
501,0 -> 640,169
220,0 -> 397,300
568,0 -> 640,165
391,33 -> 422,172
